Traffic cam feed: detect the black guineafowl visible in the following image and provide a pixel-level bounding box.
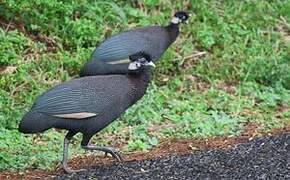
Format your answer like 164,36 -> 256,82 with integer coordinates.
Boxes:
80,11 -> 189,76
18,52 -> 154,173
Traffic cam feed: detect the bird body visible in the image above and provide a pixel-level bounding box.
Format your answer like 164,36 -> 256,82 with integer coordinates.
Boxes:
19,52 -> 153,173
80,26 -> 177,76
80,11 -> 189,76
92,26 -> 177,63
19,72 -> 150,145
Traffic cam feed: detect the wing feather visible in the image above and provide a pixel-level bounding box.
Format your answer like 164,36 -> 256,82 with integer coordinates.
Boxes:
92,26 -> 170,62
31,76 -> 130,119
33,87 -> 88,116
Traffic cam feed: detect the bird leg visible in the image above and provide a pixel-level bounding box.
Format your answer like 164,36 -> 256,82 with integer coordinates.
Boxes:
82,145 -> 124,162
61,134 -> 86,173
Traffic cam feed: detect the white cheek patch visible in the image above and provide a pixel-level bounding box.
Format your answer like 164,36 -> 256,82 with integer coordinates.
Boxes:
128,62 -> 138,70
171,17 -> 181,24
53,112 -> 97,119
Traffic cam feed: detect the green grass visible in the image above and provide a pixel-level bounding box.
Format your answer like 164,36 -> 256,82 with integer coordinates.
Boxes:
0,0 -> 290,171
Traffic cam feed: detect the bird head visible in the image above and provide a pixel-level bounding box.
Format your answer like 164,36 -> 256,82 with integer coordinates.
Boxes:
172,11 -> 190,24
128,51 -> 155,70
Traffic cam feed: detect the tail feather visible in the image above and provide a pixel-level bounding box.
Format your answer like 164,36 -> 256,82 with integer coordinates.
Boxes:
18,111 -> 53,134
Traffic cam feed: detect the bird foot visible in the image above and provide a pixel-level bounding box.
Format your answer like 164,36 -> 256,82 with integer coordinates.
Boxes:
82,145 -> 124,162
61,163 -> 86,174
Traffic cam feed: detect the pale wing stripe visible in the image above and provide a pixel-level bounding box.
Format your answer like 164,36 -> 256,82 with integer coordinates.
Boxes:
107,59 -> 130,64
53,112 -> 97,119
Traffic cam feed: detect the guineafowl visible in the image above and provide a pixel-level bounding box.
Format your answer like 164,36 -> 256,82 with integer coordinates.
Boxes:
18,52 -> 154,173
80,11 -> 189,76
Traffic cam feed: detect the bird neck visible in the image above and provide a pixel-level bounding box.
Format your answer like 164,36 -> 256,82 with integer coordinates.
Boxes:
104,63 -> 130,74
165,23 -> 180,43
129,69 -> 151,84
80,60 -> 130,76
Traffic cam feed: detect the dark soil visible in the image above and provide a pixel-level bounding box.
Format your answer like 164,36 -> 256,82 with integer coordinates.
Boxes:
55,133 -> 290,179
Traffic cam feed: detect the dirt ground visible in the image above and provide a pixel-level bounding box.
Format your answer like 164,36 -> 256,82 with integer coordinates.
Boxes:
56,133 -> 290,179
1,124 -> 290,179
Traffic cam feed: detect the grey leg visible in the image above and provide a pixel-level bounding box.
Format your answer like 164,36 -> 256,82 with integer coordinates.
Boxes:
82,145 -> 123,162
61,132 -> 86,173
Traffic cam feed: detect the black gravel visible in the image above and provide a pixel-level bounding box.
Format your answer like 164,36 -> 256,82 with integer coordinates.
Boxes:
55,133 -> 290,179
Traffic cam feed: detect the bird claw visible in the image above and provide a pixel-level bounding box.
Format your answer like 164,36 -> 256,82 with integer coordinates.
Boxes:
82,145 -> 124,162
105,148 -> 123,162
61,163 -> 86,174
